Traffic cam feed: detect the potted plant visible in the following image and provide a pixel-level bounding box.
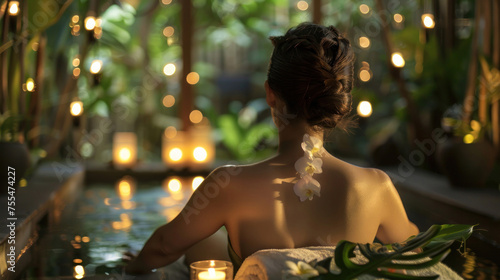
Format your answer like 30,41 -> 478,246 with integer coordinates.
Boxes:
437,58 -> 499,188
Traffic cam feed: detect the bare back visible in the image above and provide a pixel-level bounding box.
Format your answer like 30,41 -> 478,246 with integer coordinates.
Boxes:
223,153 -> 417,259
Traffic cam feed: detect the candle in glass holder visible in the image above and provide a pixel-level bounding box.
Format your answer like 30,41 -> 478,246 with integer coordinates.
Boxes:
112,132 -> 137,169
190,260 -> 232,280
188,125 -> 215,171
162,129 -> 187,170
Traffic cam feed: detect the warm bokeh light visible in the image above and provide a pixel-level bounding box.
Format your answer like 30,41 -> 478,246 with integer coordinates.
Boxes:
193,147 -> 208,162
32,42 -> 39,51
186,72 -> 200,85
357,101 -> 373,117
90,60 -> 102,74
163,95 -> 175,107
26,78 -> 35,92
297,0 -> 309,11
82,236 -> 90,243
162,0 -> 172,4
73,67 -> 81,77
112,213 -> 133,231
163,63 -> 176,76
359,4 -> 370,14
463,134 -> 474,144
19,178 -> 27,187
359,69 -> 371,82
422,14 -> 435,29
471,120 -> 481,131
189,110 -> 203,124
72,58 -> 80,67
391,52 -> 405,68
8,1 -> 19,16
168,179 -> 181,192
75,235 -> 81,242
164,126 -> 177,139
72,15 -> 80,23
169,148 -> 183,161
163,26 -> 175,37
119,148 -> 131,162
70,101 -> 84,117
74,265 -> 85,279
393,13 -> 404,23
84,16 -> 96,30
73,259 -> 83,264
359,36 -> 370,48
192,176 -> 204,190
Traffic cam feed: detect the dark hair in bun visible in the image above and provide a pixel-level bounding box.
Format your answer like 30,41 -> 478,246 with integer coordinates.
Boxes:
267,22 -> 354,130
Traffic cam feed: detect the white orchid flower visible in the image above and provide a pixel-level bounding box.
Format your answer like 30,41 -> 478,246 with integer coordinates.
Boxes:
301,134 -> 325,159
283,261 -> 320,279
293,175 -> 321,202
295,156 -> 323,178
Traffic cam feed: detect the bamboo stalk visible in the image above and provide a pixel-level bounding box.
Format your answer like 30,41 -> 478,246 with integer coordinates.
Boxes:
374,0 -> 425,140
479,0 -> 491,125
180,0 -> 194,131
29,35 -> 46,148
0,0 -> 9,114
492,0 -> 500,153
462,0 -> 481,125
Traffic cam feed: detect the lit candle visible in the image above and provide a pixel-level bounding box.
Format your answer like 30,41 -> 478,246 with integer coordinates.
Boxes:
188,125 -> 215,171
198,268 -> 225,280
162,130 -> 187,170
113,132 -> 137,169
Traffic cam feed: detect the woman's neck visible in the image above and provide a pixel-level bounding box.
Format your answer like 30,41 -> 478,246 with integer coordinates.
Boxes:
277,121 -> 324,155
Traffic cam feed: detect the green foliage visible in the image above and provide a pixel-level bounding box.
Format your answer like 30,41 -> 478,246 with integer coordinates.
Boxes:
217,99 -> 277,162
302,224 -> 474,280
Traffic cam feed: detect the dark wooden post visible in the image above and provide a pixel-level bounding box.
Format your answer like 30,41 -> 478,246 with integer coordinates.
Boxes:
312,0 -> 322,24
180,0 -> 194,131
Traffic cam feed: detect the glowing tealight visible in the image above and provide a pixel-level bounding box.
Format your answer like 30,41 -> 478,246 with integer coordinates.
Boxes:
391,52 -> 405,68
163,63 -> 176,76
357,101 -> 372,117
359,4 -> 370,14
463,134 -> 474,144
193,147 -> 208,162
297,0 -> 309,11
192,176 -> 204,190
26,78 -> 35,92
90,60 -> 102,74
8,1 -> 19,16
84,16 -> 96,30
394,13 -> 404,23
422,14 -> 435,29
74,265 -> 85,277
168,179 -> 181,192
186,72 -> 200,85
198,268 -> 225,280
70,101 -> 83,116
169,148 -> 183,161
189,110 -> 203,124
119,148 -> 131,161
163,95 -> 175,107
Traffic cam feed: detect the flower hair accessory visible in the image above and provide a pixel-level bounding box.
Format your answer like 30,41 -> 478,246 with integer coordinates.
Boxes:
293,134 -> 325,201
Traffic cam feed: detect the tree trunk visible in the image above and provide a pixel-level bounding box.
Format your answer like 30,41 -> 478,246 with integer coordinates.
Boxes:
479,0 -> 491,125
312,0 -> 322,24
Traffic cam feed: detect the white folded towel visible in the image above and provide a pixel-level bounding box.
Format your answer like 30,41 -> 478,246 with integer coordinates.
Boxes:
234,246 -> 463,280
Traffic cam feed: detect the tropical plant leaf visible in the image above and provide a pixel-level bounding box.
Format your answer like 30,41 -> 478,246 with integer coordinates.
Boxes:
308,224 -> 473,280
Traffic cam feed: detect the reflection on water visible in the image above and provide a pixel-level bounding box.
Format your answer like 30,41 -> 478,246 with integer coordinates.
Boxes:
20,176 -> 197,279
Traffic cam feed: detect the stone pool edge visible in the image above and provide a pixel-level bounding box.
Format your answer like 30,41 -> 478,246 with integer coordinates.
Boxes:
0,163 -> 85,280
